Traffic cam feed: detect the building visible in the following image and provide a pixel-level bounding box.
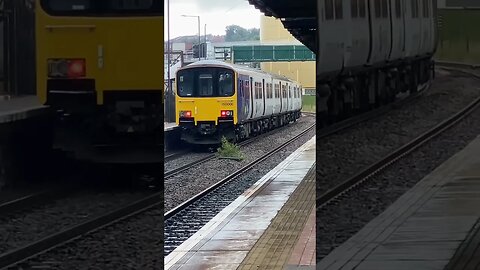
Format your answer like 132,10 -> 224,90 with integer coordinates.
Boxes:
260,16 -> 315,94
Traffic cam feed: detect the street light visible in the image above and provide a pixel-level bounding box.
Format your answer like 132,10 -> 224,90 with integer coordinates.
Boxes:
181,14 -> 201,61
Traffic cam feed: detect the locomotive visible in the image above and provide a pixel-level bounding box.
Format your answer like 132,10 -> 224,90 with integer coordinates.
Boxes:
175,61 -> 303,145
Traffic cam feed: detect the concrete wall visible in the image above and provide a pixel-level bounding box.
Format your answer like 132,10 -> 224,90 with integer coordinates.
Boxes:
259,16 -> 315,90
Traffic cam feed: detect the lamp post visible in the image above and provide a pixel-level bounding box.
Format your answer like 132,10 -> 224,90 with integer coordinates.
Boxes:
181,15 -> 200,61
166,0 -> 171,121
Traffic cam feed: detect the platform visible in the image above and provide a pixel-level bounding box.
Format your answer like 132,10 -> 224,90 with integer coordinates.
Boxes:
165,136 -> 316,270
318,135 -> 480,270
164,122 -> 178,132
0,95 -> 48,124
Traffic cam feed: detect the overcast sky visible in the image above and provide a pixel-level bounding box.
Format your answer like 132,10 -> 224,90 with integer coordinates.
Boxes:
165,0 -> 262,40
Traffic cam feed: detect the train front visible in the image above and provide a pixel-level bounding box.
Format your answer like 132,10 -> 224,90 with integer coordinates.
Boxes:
175,64 -> 238,145
35,0 -> 163,149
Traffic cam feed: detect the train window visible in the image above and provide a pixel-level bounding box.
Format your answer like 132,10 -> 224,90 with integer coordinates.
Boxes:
198,74 -> 213,97
335,0 -> 343,19
275,84 -> 280,98
177,68 -> 235,97
382,0 -> 388,18
395,0 -> 401,18
359,0 -> 366,18
41,0 -> 163,16
218,72 -> 233,96
351,0 -> 358,18
374,0 -> 381,18
325,0 -> 334,20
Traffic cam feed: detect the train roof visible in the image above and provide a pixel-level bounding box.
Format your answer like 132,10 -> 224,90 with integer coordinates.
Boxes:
179,60 -> 295,83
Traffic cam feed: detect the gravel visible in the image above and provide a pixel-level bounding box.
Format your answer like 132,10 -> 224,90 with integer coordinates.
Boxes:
21,203 -> 164,270
316,69 -> 480,261
165,114 -> 315,212
317,69 -> 480,193
0,190 -> 148,255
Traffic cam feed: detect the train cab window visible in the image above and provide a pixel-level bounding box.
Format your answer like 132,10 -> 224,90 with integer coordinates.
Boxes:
218,72 -> 233,96
395,0 -> 402,18
374,0 -> 381,18
198,74 -> 213,97
351,0 -> 358,18
359,0 -> 366,18
325,0 -> 334,20
335,0 -> 343,19
177,68 -> 235,97
41,0 -> 162,16
382,0 -> 388,18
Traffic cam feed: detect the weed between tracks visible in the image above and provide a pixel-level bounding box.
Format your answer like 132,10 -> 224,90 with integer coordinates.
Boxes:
217,137 -> 244,161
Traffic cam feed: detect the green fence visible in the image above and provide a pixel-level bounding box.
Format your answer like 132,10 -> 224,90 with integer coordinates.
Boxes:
436,9 -> 480,64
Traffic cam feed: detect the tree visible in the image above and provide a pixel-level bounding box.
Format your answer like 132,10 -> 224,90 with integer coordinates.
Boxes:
225,25 -> 260,42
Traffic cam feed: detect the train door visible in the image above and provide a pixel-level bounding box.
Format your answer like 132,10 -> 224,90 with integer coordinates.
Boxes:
279,82 -> 283,113
262,79 -> 266,116
249,77 -> 254,119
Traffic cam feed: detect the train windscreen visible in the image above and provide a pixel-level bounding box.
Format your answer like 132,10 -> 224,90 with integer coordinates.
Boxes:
41,0 -> 163,16
177,68 -> 235,98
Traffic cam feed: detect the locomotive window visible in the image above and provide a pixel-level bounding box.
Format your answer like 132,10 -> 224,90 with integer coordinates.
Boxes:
359,0 -> 366,18
395,0 -> 401,18
382,0 -> 388,18
374,0 -> 381,18
325,0 -> 334,20
351,0 -> 358,18
41,0 -> 163,16
218,72 -> 233,96
335,0 -> 343,19
198,74 -> 213,97
177,68 -> 235,97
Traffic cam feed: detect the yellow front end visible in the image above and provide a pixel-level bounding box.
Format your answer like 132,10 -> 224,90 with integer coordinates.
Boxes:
175,97 -> 237,126
175,66 -> 238,144
35,1 -> 163,136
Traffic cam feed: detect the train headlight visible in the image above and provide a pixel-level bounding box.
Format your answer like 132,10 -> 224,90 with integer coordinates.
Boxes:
48,58 -> 86,78
180,111 -> 192,118
220,110 -> 233,117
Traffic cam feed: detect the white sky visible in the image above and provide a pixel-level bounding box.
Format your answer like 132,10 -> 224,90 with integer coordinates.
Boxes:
164,0 -> 262,40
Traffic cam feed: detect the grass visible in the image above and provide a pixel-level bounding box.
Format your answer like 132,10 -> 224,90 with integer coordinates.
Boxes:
302,95 -> 316,113
217,137 -> 244,161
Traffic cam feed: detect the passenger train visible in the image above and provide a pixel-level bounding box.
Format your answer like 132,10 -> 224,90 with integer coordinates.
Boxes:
175,61 -> 303,145
35,0 -> 164,155
317,0 -> 438,121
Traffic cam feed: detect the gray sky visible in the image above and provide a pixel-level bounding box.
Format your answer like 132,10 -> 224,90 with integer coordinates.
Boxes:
165,0 -> 262,40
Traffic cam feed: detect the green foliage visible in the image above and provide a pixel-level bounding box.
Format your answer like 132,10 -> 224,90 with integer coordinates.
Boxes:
225,25 -> 260,42
217,137 -> 244,160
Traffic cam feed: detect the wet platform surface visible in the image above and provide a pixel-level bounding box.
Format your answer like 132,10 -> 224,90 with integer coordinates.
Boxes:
0,96 -> 47,124
165,136 -> 316,270
318,135 -> 480,270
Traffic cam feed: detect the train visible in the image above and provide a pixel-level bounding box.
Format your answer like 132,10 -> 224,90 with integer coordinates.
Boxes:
33,0 -> 164,160
175,60 -> 303,145
316,0 -> 438,122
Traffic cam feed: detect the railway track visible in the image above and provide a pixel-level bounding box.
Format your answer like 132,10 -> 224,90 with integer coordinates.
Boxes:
316,68 -> 480,211
0,189 -> 160,269
164,113 -> 315,178
164,122 -> 316,256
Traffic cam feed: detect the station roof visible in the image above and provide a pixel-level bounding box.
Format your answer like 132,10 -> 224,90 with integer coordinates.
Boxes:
247,0 -> 316,52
